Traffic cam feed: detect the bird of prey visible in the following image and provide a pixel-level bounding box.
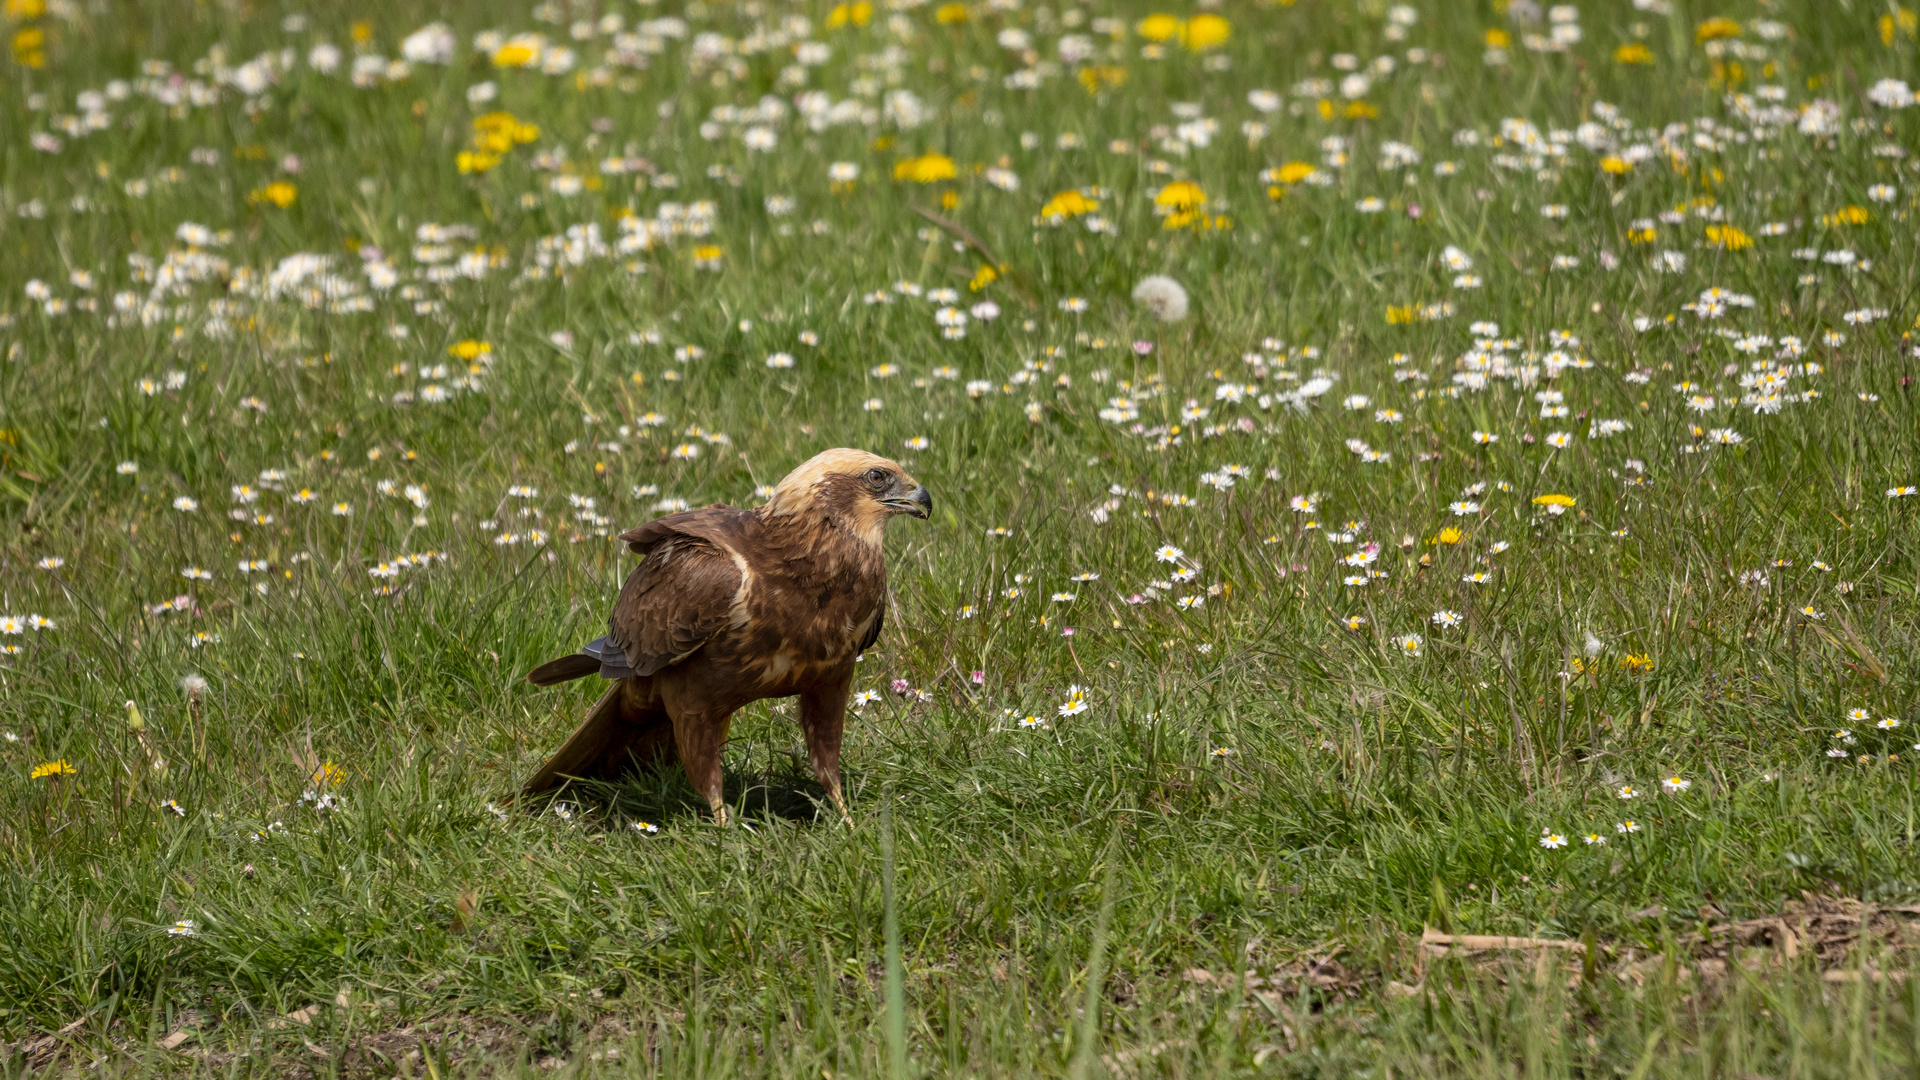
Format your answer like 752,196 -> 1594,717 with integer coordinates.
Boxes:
521,448 -> 931,823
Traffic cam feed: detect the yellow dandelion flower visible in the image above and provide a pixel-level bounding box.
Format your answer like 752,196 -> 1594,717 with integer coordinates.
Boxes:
1705,224 -> 1752,250
1040,189 -> 1098,218
1181,13 -> 1230,50
31,759 -> 76,779
893,153 -> 957,183
491,42 -> 539,67
1154,181 -> 1206,211
247,182 -> 297,209
826,1 -> 873,28
1136,13 -> 1182,41
1695,17 -> 1740,43
1274,162 -> 1316,185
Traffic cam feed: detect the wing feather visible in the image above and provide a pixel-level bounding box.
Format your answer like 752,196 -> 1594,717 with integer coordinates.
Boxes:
608,508 -> 750,675
855,603 -> 884,655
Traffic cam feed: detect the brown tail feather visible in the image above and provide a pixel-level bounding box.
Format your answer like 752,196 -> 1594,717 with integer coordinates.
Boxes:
521,683 -> 677,796
526,652 -> 602,686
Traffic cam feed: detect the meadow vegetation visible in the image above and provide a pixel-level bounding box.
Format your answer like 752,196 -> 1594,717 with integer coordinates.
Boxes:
2,0 -> 1920,1073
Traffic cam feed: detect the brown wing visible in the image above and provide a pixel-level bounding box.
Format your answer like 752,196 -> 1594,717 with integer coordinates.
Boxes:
855,601 -> 884,655
608,508 -> 750,676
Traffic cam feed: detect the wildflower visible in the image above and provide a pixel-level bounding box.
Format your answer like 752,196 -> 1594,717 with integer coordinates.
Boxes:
631,820 -> 660,834
1343,615 -> 1368,631
1182,13 -> 1230,49
1431,610 -> 1462,628
1540,832 -> 1567,850
1131,275 -> 1190,322
1155,544 -> 1185,563
1018,715 -> 1045,729
1617,785 -> 1638,800
1393,633 -> 1424,657
166,920 -> 197,937
893,153 -> 957,183
1584,833 -> 1607,845
1661,775 -> 1691,794
161,798 -> 185,816
0,616 -> 21,635
1041,189 -> 1099,219
1616,820 -> 1641,834
1057,686 -> 1089,716
172,496 -> 199,512
247,182 -> 297,208
1154,181 -> 1206,211
1878,717 -> 1901,731
31,760 -> 76,779
853,689 -> 880,707
1695,17 -> 1740,42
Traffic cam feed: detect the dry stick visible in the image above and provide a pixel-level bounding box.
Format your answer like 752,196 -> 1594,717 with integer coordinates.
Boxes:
1420,928 -> 1587,953
908,205 -> 1039,308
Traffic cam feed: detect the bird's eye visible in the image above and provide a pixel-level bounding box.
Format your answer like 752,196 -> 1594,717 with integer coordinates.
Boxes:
865,468 -> 888,484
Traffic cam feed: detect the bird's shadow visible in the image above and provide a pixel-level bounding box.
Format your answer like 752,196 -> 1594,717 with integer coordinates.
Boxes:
532,750 -> 850,829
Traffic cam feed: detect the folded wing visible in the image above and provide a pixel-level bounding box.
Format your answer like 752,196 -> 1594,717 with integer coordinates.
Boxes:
607,508 -> 751,676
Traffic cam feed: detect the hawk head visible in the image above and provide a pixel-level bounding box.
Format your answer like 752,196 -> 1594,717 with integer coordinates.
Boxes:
763,448 -> 932,542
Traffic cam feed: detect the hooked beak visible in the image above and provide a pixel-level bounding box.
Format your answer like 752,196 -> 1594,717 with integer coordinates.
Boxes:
885,485 -> 933,520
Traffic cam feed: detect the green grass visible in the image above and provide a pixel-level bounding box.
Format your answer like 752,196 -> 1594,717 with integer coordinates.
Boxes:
3,0 -> 1920,1073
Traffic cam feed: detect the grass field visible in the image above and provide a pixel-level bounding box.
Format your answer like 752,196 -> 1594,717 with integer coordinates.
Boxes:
3,0 -> 1920,1073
